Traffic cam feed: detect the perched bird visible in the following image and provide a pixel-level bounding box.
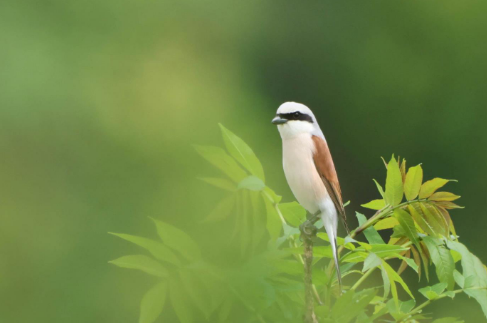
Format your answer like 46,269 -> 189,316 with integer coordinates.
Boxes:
272,102 -> 348,288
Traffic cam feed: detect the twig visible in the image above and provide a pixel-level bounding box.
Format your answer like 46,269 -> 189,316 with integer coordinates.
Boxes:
301,220 -> 319,323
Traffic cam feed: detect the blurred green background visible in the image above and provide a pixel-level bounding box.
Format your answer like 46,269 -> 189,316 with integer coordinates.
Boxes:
1,0 -> 486,322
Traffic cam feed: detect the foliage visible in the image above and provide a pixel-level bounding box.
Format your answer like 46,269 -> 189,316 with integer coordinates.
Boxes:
110,125 -> 486,323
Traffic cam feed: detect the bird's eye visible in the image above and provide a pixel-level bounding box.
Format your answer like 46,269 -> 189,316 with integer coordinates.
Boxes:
294,112 -> 300,116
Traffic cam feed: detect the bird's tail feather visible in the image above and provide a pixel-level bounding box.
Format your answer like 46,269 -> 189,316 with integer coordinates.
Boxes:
323,218 -> 342,292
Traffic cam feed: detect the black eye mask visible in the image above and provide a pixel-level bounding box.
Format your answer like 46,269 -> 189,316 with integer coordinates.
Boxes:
277,112 -> 314,123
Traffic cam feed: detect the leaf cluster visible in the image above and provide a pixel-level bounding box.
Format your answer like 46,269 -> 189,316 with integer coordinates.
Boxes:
109,126 -> 486,323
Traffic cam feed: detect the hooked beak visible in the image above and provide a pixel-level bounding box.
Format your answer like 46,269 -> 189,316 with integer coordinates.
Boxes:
271,116 -> 288,125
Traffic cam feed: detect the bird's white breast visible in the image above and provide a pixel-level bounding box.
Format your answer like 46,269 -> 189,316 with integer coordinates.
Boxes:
281,133 -> 328,215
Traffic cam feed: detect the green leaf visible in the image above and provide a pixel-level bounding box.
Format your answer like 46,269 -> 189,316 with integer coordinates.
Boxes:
394,209 -> 419,247
374,217 -> 399,230
419,178 -> 453,199
179,268 -> 213,319
423,237 -> 455,290
419,203 -> 449,237
418,282 -> 447,300
397,255 -> 419,273
193,145 -> 247,183
373,179 -> 385,198
139,281 -> 168,323
428,192 -> 461,202
237,175 -> 265,191
263,196 -> 282,241
356,212 -> 385,244
404,164 -> 423,201
203,194 -> 235,222
363,253 -> 382,272
109,233 -> 181,266
219,124 -> 265,182
361,199 -> 385,210
150,218 -> 202,261
381,265 -> 391,299
407,204 -> 435,237
198,177 -> 236,191
109,255 -> 168,277
382,260 -> 415,301
263,186 -> 282,203
386,298 -> 416,321
332,289 -> 377,323
385,155 -> 404,206
446,240 -> 487,288
367,244 -> 409,258
317,232 -> 356,250
279,202 -> 306,227
169,278 -> 193,323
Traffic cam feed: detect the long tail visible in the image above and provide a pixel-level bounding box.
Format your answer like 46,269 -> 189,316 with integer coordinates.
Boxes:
323,217 -> 342,292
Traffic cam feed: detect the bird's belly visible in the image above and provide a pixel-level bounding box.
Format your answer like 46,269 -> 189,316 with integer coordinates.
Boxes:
282,135 -> 328,214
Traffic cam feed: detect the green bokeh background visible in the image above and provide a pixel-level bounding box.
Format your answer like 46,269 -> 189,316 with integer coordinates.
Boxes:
1,0 -> 486,322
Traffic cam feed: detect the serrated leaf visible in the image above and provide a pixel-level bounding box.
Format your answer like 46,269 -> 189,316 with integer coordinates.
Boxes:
418,282 -> 447,300
278,202 -> 306,227
400,158 -> 407,183
237,175 -> 265,191
394,209 -> 420,246
357,212 -> 385,244
198,177 -> 236,191
436,201 -> 464,209
423,237 -> 455,290
419,178 -> 453,199
363,253 -> 382,272
381,265 -> 391,299
373,179 -> 385,198
219,124 -> 265,182
446,241 -> 487,288
428,192 -> 461,202
361,199 -> 386,210
382,260 -> 415,301
385,155 -> 403,206
408,204 -> 435,237
397,254 -> 419,273
109,233 -> 181,266
139,281 -> 167,323
203,194 -> 235,222
109,255 -> 168,277
193,145 -> 247,183
150,218 -> 201,261
419,203 -> 449,237
374,217 -> 399,230
404,165 -> 423,201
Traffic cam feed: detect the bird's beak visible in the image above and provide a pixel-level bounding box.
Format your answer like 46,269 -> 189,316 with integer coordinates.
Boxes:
272,116 -> 288,125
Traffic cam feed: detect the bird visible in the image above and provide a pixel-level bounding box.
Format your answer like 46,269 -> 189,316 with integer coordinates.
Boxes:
272,101 -> 348,289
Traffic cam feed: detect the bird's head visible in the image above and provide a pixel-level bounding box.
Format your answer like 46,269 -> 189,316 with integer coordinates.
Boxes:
272,102 -> 321,139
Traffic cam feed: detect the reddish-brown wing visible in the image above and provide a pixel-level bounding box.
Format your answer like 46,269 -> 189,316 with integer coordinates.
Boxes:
311,136 -> 349,233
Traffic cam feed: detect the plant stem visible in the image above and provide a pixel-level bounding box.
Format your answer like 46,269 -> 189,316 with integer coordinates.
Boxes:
264,191 -> 323,304
400,289 -> 463,321
302,231 -> 319,323
351,267 -> 376,291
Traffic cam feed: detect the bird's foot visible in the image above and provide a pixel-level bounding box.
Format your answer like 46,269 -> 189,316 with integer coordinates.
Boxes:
299,220 -> 317,242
